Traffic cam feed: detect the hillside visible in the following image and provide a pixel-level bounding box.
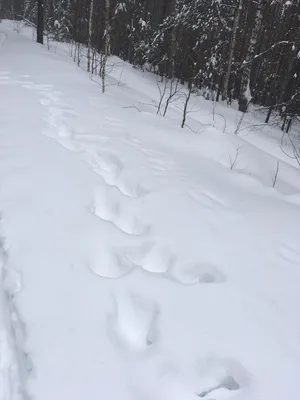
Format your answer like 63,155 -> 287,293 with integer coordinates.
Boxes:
0,21 -> 300,400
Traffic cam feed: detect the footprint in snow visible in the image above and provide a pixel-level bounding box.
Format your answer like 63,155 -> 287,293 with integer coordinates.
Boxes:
88,246 -> 135,279
169,263 -> 226,285
126,242 -> 177,274
197,375 -> 241,399
89,240 -> 175,279
109,292 -> 159,350
3,268 -> 22,296
91,185 -> 149,235
90,152 -> 147,198
91,151 -> 124,186
194,358 -> 250,400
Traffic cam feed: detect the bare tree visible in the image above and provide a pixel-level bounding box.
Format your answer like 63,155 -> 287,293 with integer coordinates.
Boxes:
163,78 -> 181,116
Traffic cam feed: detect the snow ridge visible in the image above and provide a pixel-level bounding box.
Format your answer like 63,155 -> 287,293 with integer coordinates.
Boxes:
0,231 -> 31,400
0,33 -> 6,47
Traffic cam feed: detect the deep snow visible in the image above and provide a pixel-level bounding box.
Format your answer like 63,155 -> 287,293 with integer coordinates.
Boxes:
0,21 -> 300,400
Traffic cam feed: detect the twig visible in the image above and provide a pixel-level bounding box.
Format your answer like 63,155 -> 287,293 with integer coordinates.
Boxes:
122,105 -> 141,112
229,146 -> 242,170
271,160 -> 280,188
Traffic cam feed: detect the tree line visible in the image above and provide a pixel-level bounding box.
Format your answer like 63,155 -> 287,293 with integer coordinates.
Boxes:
1,0 -> 300,126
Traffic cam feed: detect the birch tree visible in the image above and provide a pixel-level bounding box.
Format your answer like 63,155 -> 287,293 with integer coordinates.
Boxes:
101,0 -> 111,93
222,0 -> 243,101
238,0 -> 263,112
87,0 -> 94,73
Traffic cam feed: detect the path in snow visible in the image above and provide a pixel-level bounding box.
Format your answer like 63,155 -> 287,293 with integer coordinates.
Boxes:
0,32 -> 31,400
0,21 -> 300,400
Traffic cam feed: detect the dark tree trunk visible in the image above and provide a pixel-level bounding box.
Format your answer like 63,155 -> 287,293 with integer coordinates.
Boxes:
281,114 -> 287,131
265,105 -> 273,123
37,0 -> 44,45
286,117 -> 292,133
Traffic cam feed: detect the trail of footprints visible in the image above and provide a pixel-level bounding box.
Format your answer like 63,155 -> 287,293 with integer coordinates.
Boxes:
90,183 -> 226,283
33,79 -> 228,289
5,72 -> 246,400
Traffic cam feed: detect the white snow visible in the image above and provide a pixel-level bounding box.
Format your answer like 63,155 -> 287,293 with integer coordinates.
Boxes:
1,21 -> 300,400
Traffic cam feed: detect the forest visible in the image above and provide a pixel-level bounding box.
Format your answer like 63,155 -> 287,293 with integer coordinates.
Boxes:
1,0 -> 300,128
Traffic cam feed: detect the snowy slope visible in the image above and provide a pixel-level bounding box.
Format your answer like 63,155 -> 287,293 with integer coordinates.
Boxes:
0,22 -> 300,400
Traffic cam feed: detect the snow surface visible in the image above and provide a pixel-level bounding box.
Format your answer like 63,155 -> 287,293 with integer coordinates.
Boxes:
1,21 -> 300,400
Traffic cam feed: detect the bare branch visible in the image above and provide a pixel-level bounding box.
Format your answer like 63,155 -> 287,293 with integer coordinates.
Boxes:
122,105 -> 141,112
240,41 -> 291,68
271,161 -> 280,188
229,146 -> 242,170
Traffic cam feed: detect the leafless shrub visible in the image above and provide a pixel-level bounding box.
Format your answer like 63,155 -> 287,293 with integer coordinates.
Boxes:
280,130 -> 300,168
156,76 -> 168,115
229,145 -> 242,170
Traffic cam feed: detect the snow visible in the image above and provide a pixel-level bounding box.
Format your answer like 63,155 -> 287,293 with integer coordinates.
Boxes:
1,20 -> 300,400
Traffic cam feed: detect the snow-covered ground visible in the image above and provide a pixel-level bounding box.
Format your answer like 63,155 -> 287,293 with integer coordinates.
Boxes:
1,21 -> 300,400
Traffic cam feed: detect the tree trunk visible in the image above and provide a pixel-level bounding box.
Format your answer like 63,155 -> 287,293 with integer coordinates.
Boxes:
37,0 -> 44,45
265,105 -> 273,123
87,0 -> 94,73
101,0 -> 110,93
238,0 -> 263,112
181,86 -> 192,128
47,0 -> 54,24
281,114 -> 287,131
286,117 -> 292,133
222,0 -> 243,101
